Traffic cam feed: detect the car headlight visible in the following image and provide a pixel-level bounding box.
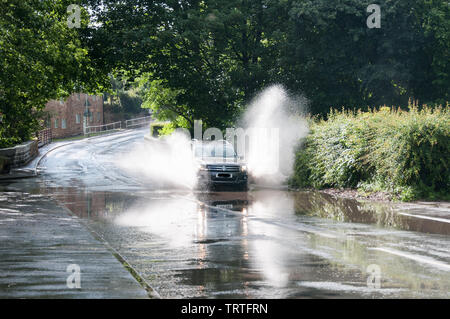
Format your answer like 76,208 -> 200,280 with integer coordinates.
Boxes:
197,164 -> 208,171
240,165 -> 247,172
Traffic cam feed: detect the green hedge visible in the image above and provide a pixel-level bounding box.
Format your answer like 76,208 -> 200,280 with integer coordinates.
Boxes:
290,105 -> 450,201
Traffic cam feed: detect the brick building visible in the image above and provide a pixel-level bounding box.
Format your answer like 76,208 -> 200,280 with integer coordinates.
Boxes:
44,93 -> 104,139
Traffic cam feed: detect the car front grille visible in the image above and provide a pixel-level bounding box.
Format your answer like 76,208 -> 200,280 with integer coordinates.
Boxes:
207,165 -> 240,172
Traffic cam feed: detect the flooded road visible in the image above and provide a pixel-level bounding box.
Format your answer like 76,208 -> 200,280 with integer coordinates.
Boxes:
2,129 -> 449,298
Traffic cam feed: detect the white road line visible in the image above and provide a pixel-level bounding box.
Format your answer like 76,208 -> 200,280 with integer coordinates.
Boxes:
398,212 -> 450,224
370,247 -> 450,271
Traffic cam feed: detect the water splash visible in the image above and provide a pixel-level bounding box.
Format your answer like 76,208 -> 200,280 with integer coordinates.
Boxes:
116,132 -> 197,189
118,84 -> 308,189
241,84 -> 309,185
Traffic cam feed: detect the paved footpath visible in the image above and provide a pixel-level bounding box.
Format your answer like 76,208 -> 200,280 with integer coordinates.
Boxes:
0,191 -> 149,298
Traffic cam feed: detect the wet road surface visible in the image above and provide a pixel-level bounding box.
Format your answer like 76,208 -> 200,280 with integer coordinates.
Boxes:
0,191 -> 149,298
2,128 -> 449,298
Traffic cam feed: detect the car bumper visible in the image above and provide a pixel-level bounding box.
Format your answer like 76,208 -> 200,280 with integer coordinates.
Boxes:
197,170 -> 248,187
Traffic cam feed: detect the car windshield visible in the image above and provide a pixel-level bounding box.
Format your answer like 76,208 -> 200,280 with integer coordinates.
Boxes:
195,143 -> 236,158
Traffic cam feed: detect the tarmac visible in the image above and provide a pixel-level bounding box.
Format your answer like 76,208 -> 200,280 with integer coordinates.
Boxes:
0,190 -> 149,298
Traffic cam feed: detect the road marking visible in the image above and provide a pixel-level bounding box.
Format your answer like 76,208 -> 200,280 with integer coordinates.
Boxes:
369,247 -> 450,271
397,212 -> 450,224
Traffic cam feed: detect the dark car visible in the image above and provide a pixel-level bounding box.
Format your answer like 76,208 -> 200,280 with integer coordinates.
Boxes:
193,140 -> 248,191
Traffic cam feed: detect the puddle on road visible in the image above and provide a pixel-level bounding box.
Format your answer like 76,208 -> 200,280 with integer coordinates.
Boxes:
13,186 -> 446,298
293,191 -> 450,236
1,180 -> 449,298
2,127 -> 448,298
35,185 -> 449,236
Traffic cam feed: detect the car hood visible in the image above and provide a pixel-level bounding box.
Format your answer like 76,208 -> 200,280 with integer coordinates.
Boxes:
196,157 -> 245,165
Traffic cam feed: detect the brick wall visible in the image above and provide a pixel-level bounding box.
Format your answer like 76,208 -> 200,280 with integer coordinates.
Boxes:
45,93 -> 104,139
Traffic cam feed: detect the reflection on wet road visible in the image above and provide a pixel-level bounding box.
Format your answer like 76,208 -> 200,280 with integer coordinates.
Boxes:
2,129 -> 449,298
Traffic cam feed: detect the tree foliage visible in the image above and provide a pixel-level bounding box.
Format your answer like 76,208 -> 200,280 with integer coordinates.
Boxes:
84,0 -> 290,128
2,0 -> 447,143
103,75 -> 143,115
278,0 -> 449,112
0,0 -> 107,147
84,0 -> 448,129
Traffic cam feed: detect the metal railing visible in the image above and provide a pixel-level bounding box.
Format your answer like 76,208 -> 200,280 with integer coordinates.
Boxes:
125,116 -> 153,129
37,128 -> 52,147
84,115 -> 153,136
85,121 -> 122,135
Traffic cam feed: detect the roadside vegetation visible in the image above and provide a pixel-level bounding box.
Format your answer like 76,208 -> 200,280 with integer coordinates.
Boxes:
0,0 -> 107,148
85,0 -> 449,131
2,1 -> 448,147
289,103 -> 450,201
102,75 -> 147,122
149,122 -> 175,138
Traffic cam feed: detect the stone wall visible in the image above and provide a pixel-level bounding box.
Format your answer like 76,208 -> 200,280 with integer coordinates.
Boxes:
0,140 -> 38,173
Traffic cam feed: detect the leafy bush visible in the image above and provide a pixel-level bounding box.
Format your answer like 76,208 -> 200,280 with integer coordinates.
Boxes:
290,104 -> 450,201
150,122 -> 173,138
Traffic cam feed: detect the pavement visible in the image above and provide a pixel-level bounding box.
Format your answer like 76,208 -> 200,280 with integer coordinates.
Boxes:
0,191 -> 149,298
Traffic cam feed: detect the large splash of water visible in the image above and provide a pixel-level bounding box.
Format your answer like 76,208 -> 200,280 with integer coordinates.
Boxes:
116,132 -> 198,189
118,84 -> 308,189
241,84 -> 309,185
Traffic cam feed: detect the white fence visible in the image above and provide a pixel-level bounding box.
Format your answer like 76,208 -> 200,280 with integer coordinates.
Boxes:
125,116 -> 153,128
85,121 -> 122,135
84,116 -> 153,136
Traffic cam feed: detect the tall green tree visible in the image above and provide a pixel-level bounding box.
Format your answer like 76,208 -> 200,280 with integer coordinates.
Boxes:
84,0 -> 292,129
84,0 -> 449,129
420,0 -> 450,103
0,0 -> 107,147
283,0 -> 449,112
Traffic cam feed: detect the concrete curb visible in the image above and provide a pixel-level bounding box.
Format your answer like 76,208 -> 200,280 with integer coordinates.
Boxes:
0,193 -> 150,299
0,170 -> 37,181
32,128 -> 161,298
2,128 -> 161,298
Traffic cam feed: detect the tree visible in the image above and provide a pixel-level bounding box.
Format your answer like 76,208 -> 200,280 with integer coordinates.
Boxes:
103,75 -> 144,115
84,0 -> 292,129
283,0 -> 449,111
0,0 -> 107,147
137,74 -> 190,125
420,0 -> 450,103
84,0 -> 449,129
